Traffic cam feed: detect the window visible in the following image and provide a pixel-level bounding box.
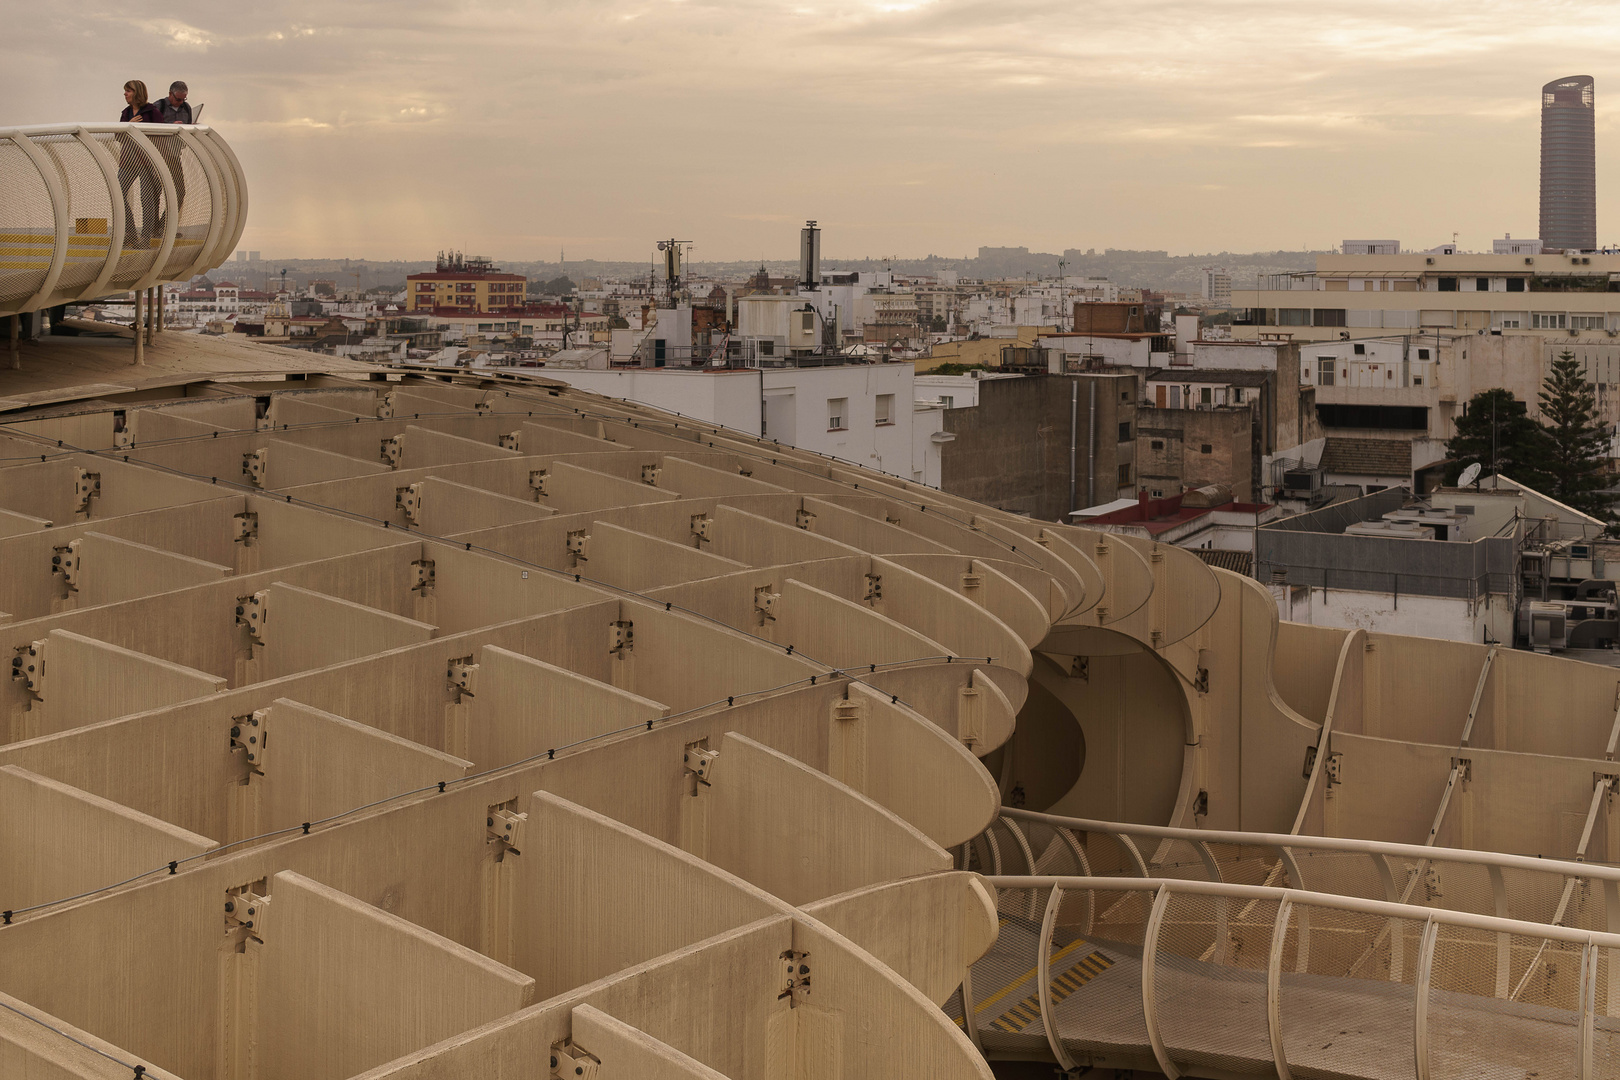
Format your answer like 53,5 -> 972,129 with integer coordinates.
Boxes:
1117,463 -> 1132,486
1571,314 -> 1604,330
1477,278 -> 1491,292
828,398 -> 847,430
1313,308 -> 1347,327
1150,489 -> 1163,498
1413,376 -> 1423,386
875,394 -> 894,425
1117,421 -> 1131,442
1150,439 -> 1165,450
1200,444 -> 1213,454
1278,308 -> 1310,326
1438,277 -> 1458,291
1317,358 -> 1335,386
1506,278 -> 1526,292
1532,313 -> 1566,329
1232,387 -> 1244,403
1496,315 -> 1523,329
1353,343 -> 1366,355
939,395 -> 954,409
760,341 -> 774,356
1200,387 -> 1213,404
1417,348 -> 1430,360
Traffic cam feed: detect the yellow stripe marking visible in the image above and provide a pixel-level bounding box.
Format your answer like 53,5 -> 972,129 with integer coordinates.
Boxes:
972,937 -> 1087,1014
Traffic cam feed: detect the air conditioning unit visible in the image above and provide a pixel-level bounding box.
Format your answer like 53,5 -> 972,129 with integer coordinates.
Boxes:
1282,468 -> 1322,499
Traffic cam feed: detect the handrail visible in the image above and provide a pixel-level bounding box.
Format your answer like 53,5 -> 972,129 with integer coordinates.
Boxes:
996,805 -> 1620,886
982,874 -> 1617,1080
0,122 -> 246,316
984,874 -> 1620,957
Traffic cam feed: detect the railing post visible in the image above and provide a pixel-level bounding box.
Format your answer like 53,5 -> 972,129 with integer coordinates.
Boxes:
72,127 -> 127,303
1413,916 -> 1438,1080
1057,827 -> 1093,934
1580,940 -> 1597,1080
958,968 -> 985,1055
1606,879 -> 1620,1018
999,816 -> 1039,917
1141,884 -> 1181,1079
9,133 -> 71,313
132,289 -> 143,365
188,130 -> 238,272
1489,864 -> 1512,998
1267,898 -> 1293,1080
1036,884 -> 1077,1072
1194,839 -> 1230,964
201,128 -> 249,261
1116,832 -> 1150,877
127,128 -> 179,293
174,129 -> 225,281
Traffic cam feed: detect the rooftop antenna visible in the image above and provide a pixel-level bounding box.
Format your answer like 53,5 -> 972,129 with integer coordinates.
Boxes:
655,238 -> 690,302
799,221 -> 821,291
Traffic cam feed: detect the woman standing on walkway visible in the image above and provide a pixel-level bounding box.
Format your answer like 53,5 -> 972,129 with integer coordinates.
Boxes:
117,81 -> 163,248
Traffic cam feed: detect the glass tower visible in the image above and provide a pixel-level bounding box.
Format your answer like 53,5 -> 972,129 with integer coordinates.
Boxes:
1540,75 -> 1596,251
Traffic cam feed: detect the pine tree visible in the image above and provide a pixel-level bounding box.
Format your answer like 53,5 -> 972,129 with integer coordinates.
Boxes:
1444,388 -> 1549,487
1537,350 -> 1617,519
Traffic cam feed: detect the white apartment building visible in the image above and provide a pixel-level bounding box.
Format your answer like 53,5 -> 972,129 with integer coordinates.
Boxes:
1341,240 -> 1401,255
1201,268 -> 1232,306
536,361 -> 930,484
1493,235 -> 1543,256
1233,249 -> 1620,344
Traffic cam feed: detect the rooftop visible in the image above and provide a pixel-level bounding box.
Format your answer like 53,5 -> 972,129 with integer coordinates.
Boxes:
1319,437 -> 1412,477
1074,490 -> 1271,536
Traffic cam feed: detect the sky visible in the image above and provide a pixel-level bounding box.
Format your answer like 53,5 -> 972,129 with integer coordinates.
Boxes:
12,1 -> 1620,263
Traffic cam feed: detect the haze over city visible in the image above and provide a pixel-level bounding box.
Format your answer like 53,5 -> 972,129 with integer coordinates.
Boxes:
13,0 -> 1620,261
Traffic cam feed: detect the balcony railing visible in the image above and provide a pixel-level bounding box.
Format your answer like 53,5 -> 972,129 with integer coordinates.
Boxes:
0,122 -> 247,316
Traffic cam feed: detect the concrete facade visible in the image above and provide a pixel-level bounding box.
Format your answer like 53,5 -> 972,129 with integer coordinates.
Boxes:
939,373 -> 1136,519
1137,405 -> 1257,500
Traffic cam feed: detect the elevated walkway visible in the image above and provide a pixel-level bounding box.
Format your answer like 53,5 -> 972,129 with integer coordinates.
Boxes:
956,876 -> 1619,1078
1,123 -> 246,317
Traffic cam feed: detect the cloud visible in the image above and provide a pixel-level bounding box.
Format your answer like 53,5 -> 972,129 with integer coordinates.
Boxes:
11,0 -> 1620,257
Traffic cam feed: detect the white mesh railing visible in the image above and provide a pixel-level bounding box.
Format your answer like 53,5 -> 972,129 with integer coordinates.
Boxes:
971,876 -> 1620,1079
0,122 -> 246,315
971,808 -> 1620,932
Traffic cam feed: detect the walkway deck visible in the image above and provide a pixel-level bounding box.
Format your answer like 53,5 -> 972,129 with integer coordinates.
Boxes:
0,323 -> 374,413
955,912 -> 1620,1078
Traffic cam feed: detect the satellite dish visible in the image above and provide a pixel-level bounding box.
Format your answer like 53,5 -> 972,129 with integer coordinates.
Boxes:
1458,462 -> 1482,488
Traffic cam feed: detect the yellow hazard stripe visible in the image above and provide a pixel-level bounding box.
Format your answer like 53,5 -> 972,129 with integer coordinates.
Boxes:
972,937 -> 1088,1014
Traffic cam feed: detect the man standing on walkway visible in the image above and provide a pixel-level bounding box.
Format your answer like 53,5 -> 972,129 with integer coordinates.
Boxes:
156,81 -> 191,125
154,82 -> 191,238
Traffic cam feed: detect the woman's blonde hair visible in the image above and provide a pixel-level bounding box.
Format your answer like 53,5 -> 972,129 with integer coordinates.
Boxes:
124,80 -> 149,108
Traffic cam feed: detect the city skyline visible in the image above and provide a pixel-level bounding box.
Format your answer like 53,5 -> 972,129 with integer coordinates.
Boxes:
11,1 -> 1620,261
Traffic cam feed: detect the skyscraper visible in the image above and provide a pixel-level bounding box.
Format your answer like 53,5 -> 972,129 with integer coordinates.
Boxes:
1540,75 -> 1596,251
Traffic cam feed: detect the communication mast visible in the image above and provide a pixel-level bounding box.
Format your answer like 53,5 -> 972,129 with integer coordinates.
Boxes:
799,220 -> 821,290
655,239 -> 691,303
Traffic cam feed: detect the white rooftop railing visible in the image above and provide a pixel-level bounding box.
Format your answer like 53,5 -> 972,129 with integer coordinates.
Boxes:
0,123 -> 246,316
